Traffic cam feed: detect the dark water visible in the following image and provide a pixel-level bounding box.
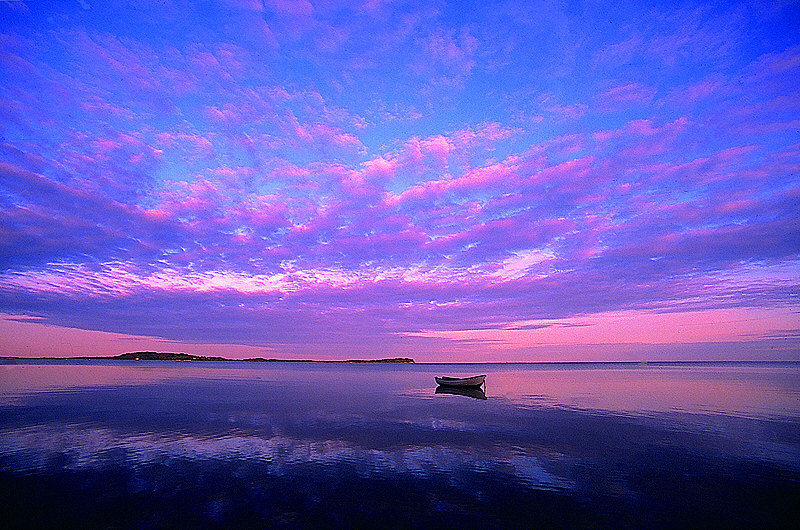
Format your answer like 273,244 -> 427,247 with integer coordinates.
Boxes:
1,360 -> 798,528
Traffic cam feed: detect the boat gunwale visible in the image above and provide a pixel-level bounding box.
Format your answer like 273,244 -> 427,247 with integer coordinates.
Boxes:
434,374 -> 486,387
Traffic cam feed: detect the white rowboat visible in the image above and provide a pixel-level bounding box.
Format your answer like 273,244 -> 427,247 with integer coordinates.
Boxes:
434,375 -> 486,387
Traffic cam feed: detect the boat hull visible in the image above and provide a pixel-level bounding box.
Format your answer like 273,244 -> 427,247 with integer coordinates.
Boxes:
435,375 -> 486,387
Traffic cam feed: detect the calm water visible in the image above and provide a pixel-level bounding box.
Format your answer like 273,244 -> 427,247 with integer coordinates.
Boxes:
1,360 -> 798,528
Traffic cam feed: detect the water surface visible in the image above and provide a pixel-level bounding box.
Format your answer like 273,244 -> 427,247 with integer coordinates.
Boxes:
1,360 -> 798,527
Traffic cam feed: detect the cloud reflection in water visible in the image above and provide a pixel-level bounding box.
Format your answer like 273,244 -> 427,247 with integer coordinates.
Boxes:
0,361 -> 798,527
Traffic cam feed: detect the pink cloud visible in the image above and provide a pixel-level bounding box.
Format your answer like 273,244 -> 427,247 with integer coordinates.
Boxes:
92,138 -> 123,153
452,122 -> 519,147
412,27 -> 479,87
519,156 -> 598,199
423,214 -> 576,267
215,43 -> 250,75
86,131 -> 163,169
537,94 -> 588,121
744,44 -> 800,83
156,132 -> 216,161
79,96 -> 136,120
426,28 -> 478,70
72,32 -> 162,98
595,82 -> 657,111
540,133 -> 587,160
373,103 -> 424,122
610,116 -> 690,159
668,75 -> 726,105
391,124 -> 519,179
309,123 -> 365,153
361,156 -> 397,181
387,160 -> 518,207
419,135 -> 452,163
202,103 -> 249,126
591,117 -> 693,165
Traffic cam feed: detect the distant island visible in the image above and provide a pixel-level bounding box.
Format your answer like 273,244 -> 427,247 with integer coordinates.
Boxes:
75,351 -> 415,363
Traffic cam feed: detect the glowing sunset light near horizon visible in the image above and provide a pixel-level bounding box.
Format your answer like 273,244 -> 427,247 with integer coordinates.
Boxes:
0,0 -> 798,361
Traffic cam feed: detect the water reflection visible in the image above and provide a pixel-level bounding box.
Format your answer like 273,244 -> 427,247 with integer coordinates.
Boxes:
435,385 -> 487,400
0,360 -> 798,527
482,363 -> 800,418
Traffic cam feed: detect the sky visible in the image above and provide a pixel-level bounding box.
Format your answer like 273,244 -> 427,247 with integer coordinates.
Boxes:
0,0 -> 798,362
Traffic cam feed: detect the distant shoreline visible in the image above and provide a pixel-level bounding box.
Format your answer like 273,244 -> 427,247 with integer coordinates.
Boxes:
0,351 -> 416,363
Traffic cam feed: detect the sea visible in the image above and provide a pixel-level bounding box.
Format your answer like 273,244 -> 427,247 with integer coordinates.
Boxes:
0,359 -> 798,528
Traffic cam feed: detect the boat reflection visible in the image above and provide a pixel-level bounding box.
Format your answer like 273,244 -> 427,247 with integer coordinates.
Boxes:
435,384 -> 487,400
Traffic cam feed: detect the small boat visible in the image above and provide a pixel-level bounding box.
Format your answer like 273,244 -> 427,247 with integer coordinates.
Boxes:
434,374 -> 486,387
435,385 -> 487,400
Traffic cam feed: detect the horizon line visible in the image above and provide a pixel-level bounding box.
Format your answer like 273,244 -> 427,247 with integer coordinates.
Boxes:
1,356 -> 798,365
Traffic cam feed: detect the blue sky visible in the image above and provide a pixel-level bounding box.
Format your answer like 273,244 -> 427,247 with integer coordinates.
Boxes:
1,0 -> 798,360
